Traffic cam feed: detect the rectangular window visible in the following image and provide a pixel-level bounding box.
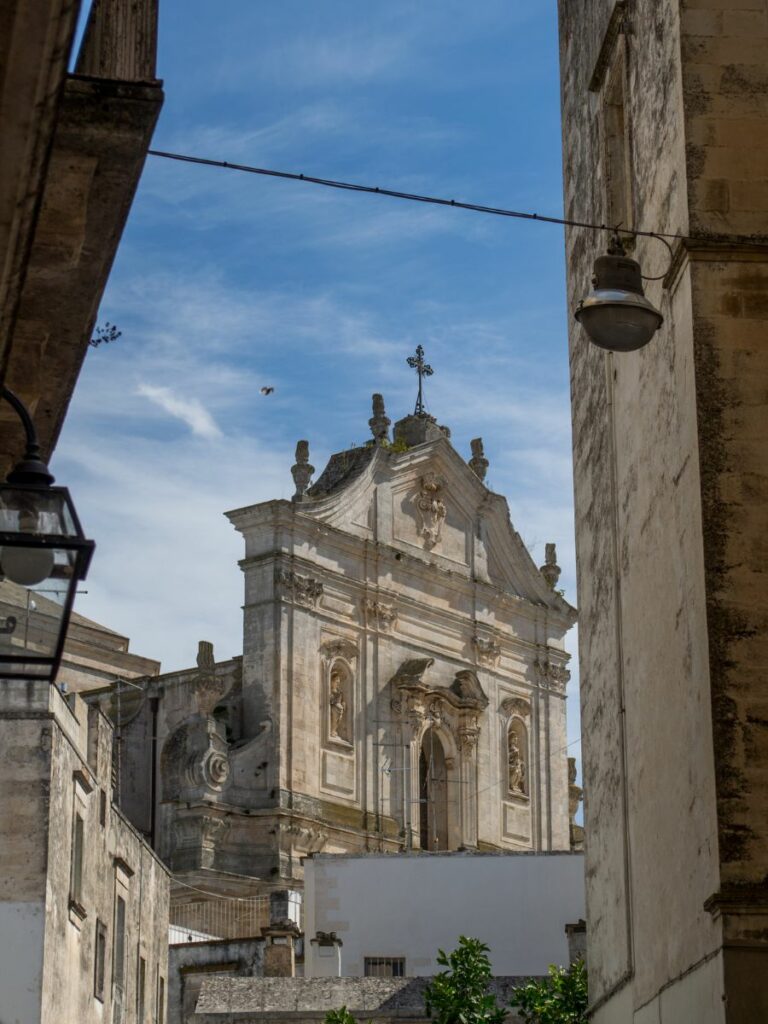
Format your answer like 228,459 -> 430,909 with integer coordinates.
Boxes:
94,920 -> 107,1001
112,894 -> 126,1023
137,955 -> 146,1022
364,957 -> 405,978
100,789 -> 107,827
156,973 -> 165,1024
70,812 -> 84,906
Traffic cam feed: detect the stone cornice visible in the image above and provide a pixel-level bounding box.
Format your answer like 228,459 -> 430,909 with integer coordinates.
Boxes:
664,237 -> 768,294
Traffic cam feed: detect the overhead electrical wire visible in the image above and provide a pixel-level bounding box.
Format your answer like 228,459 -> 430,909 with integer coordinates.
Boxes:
147,148 -> 689,245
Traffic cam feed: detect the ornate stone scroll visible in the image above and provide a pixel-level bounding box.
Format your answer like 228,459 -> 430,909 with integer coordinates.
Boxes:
275,568 -> 324,608
414,472 -> 447,549
362,598 -> 397,632
473,634 -> 501,667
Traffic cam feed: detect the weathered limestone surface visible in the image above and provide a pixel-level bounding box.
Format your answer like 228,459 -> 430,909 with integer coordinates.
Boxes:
0,681 -> 170,1024
192,976 -> 526,1023
558,0 -> 768,1020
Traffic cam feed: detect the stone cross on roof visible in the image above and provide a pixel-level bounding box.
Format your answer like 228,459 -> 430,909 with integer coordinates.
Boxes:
406,344 -> 433,416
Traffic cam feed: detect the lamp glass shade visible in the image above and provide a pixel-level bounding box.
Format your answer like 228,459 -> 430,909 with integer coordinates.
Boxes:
0,484 -> 94,681
575,294 -> 664,352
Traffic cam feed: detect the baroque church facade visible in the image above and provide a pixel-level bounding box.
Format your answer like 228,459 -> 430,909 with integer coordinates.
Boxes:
105,391 -> 577,907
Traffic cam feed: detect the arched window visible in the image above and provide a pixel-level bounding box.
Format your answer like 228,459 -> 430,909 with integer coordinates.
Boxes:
419,728 -> 449,850
328,660 -> 353,745
507,718 -> 528,797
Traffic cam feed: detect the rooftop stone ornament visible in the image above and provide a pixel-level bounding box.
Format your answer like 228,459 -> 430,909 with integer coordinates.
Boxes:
291,440 -> 314,502
368,393 -> 391,445
468,438 -> 489,482
540,543 -> 562,589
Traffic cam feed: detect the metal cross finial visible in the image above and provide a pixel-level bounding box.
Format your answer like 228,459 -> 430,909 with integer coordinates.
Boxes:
406,345 -> 433,416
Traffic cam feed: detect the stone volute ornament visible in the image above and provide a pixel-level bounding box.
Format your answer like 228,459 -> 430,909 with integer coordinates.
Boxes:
468,437 -> 489,482
369,393 -> 391,445
415,472 -> 447,549
291,440 -> 314,502
539,542 -> 562,589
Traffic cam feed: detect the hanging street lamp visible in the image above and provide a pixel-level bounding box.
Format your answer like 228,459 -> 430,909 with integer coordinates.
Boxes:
575,234 -> 664,352
0,386 -> 94,682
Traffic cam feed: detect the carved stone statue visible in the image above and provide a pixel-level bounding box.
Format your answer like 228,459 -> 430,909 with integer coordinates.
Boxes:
415,472 -> 447,549
291,440 -> 315,502
508,731 -> 526,794
539,542 -> 562,589
468,437 -> 489,482
369,393 -> 391,445
329,668 -> 348,741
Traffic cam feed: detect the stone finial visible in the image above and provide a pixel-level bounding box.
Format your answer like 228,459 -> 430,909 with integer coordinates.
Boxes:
369,393 -> 391,445
468,437 -> 489,481
568,756 -> 584,851
540,542 -> 562,589
197,640 -> 215,672
291,440 -> 314,502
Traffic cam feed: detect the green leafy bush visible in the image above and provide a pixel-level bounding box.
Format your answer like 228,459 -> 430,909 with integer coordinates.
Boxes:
424,936 -> 506,1024
508,960 -> 588,1024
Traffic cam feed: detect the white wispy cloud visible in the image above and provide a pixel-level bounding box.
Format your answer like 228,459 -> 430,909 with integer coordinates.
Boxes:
137,383 -> 222,439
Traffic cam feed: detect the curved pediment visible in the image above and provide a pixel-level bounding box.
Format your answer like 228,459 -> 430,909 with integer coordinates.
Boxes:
292,434 -> 575,625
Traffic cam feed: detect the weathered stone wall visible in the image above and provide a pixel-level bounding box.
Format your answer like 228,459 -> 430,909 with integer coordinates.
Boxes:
169,937 -> 264,1024
558,0 -> 768,1020
191,976 -> 525,1024
0,681 -> 170,1024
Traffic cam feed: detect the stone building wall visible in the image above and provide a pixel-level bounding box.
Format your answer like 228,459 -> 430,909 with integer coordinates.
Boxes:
0,680 -> 170,1024
558,1 -> 768,1020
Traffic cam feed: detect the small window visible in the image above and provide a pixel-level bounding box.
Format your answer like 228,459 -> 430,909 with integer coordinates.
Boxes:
156,972 -> 165,1024
99,789 -> 107,827
137,955 -> 146,1022
364,957 -> 405,978
94,920 -> 107,1000
113,893 -> 126,1022
70,812 -> 85,906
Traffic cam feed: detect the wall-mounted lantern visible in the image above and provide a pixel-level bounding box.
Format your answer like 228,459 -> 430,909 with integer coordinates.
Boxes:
0,386 -> 94,682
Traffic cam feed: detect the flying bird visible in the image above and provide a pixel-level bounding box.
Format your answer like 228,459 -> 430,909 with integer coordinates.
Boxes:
260,386 -> 274,396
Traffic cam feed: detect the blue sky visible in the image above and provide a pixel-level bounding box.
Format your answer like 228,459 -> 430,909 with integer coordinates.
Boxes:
57,1 -> 580,771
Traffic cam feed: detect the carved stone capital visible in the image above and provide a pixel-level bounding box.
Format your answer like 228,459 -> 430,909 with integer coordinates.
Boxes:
362,598 -> 397,633
473,634 -> 501,667
533,656 -> 571,692
276,568 -> 324,608
459,726 -> 481,755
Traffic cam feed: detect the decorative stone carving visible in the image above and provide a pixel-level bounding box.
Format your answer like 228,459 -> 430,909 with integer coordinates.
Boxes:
468,437 -> 489,482
275,568 -> 324,608
459,725 -> 481,755
328,663 -> 352,744
362,598 -> 397,632
369,393 -> 391,445
291,440 -> 314,501
414,472 -> 447,549
193,640 -> 228,715
501,696 -> 531,719
534,656 -> 571,692
539,542 -> 562,589
450,670 -> 489,710
507,727 -> 526,795
284,823 -> 328,854
473,634 -> 501,667
320,637 -> 358,662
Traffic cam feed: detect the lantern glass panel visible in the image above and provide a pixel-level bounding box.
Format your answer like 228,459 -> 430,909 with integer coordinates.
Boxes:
0,485 -> 91,681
